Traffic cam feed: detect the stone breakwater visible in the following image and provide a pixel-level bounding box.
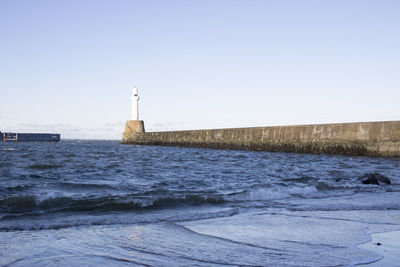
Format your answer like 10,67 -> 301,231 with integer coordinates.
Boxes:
122,121 -> 400,157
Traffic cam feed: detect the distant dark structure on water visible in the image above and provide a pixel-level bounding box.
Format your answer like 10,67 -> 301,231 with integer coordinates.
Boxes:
1,132 -> 60,142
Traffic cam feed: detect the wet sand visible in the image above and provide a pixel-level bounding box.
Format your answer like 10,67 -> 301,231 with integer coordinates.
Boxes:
359,230 -> 400,266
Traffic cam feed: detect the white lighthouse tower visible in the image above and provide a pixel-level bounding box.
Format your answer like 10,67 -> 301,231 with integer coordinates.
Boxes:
122,86 -> 145,141
131,86 -> 140,120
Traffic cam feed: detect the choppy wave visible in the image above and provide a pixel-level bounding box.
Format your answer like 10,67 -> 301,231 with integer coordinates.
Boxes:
0,140 -> 399,233
29,164 -> 63,170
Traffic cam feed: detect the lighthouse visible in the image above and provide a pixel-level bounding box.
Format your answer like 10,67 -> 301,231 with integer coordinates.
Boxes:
131,86 -> 140,120
122,86 -> 145,140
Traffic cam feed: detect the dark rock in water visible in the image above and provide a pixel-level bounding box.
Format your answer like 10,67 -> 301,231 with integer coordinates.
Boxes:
376,242 -> 382,246
359,173 -> 391,185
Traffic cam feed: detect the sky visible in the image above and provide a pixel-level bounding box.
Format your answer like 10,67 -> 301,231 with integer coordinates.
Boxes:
1,0 -> 399,140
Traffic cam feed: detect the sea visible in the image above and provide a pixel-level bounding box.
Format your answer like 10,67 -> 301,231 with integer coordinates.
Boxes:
1,140 -> 399,266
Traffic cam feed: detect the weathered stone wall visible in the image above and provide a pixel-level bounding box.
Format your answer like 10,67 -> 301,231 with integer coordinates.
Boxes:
122,120 -> 145,142
122,121 -> 400,157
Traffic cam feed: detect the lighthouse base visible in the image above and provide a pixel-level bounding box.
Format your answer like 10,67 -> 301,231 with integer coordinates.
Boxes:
122,120 -> 145,143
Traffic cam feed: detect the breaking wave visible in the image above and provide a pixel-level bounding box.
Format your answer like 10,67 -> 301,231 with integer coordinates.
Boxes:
0,194 -> 225,214
1,186 -> 321,214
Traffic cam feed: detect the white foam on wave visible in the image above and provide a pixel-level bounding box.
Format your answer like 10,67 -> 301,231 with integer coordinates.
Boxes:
35,190 -> 77,202
287,185 -> 318,195
225,186 -> 318,202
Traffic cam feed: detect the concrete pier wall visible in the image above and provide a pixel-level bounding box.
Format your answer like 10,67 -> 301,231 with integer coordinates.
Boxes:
122,121 -> 400,157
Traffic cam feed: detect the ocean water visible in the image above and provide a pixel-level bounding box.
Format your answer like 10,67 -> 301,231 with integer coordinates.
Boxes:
1,140 -> 399,266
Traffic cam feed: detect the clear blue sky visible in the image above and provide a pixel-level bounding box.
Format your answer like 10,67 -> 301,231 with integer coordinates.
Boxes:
1,0 -> 399,139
